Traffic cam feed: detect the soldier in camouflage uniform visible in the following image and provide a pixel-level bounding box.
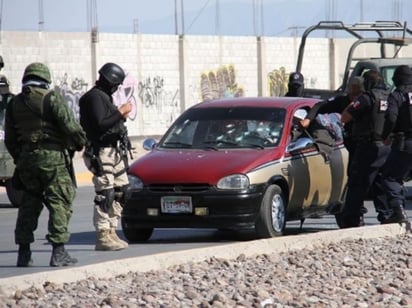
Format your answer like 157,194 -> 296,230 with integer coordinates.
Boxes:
4,63 -> 87,267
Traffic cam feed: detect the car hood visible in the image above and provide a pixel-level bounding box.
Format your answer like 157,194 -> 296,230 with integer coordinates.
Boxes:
129,148 -> 284,184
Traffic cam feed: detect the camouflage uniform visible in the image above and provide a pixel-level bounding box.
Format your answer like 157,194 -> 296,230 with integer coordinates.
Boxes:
4,62 -> 86,267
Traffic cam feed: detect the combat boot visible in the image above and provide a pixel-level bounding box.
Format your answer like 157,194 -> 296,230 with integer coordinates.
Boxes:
17,243 -> 33,267
50,243 -> 78,267
110,228 -> 128,249
95,230 -> 125,251
382,205 -> 409,224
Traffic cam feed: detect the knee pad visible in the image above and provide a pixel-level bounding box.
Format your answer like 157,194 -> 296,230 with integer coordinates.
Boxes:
114,185 -> 129,205
94,189 -> 115,213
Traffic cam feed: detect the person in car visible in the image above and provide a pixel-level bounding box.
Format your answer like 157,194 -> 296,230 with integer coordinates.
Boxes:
79,62 -> 133,251
5,62 -> 86,267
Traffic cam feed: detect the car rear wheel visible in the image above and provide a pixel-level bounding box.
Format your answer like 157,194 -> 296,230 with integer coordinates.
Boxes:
5,179 -> 23,208
255,184 -> 286,238
121,218 -> 154,242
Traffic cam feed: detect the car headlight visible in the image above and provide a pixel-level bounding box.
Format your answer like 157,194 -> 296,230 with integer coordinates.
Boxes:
127,175 -> 144,191
217,174 -> 249,190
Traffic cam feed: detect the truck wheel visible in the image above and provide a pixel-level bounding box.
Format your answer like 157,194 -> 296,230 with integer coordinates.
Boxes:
255,184 -> 287,238
121,218 -> 153,242
5,179 -> 23,208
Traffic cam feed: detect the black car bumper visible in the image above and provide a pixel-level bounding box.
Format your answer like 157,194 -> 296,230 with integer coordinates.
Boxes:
122,186 -> 265,229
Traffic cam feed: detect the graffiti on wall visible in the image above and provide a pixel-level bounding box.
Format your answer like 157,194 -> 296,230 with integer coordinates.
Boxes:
112,72 -> 138,121
138,76 -> 180,126
54,73 -> 88,121
267,66 -> 289,97
54,72 -> 138,122
200,64 -> 244,101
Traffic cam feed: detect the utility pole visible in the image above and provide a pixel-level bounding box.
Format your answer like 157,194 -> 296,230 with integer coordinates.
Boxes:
133,18 -> 139,34
393,0 -> 402,21
174,0 -> 178,34
180,0 -> 185,35
0,0 -> 3,43
252,0 -> 256,36
216,0 -> 220,35
38,0 -> 44,32
259,0 -> 264,36
360,0 -> 364,22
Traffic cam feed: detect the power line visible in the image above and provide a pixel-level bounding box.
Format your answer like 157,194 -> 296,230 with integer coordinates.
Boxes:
186,0 -> 211,34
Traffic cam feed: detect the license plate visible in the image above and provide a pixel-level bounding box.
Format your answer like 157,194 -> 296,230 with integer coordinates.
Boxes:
161,196 -> 192,214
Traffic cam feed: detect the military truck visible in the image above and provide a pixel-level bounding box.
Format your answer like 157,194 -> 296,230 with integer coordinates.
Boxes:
296,20 -> 412,99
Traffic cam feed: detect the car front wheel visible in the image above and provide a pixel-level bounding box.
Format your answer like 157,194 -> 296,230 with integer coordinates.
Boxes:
255,184 -> 287,238
121,218 -> 154,242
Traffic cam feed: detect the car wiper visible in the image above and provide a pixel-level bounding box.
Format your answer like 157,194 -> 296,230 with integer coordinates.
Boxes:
240,142 -> 264,149
200,145 -> 218,151
202,140 -> 239,147
162,141 -> 193,148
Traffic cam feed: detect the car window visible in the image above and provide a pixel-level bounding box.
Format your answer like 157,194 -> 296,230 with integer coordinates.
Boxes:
160,107 -> 286,149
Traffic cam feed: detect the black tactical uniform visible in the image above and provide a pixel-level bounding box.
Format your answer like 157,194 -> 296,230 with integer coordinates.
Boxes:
340,70 -> 391,227
377,65 -> 412,224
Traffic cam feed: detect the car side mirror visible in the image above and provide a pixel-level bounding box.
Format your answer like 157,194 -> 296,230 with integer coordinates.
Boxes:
286,137 -> 314,153
143,138 -> 157,151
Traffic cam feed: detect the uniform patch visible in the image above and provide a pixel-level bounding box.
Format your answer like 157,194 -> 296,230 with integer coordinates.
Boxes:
352,100 -> 361,109
379,100 -> 388,111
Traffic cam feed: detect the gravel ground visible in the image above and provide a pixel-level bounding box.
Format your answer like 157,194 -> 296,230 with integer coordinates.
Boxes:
1,233 -> 411,308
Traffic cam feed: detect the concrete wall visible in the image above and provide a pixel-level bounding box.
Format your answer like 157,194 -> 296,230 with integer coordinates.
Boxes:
1,30 -> 412,137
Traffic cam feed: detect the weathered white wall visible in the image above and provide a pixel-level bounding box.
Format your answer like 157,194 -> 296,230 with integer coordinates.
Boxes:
1,30 -> 411,137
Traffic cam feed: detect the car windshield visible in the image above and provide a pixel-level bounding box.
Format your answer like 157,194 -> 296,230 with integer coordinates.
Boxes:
160,106 -> 286,149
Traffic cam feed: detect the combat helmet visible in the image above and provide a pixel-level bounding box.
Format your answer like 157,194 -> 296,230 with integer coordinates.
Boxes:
392,65 -> 412,87
98,62 -> 125,86
22,62 -> 52,83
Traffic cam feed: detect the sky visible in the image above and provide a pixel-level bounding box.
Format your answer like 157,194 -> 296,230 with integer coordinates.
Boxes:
2,0 -> 412,37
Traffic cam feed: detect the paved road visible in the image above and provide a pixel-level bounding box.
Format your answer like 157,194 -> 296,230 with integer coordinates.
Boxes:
0,181 -> 411,280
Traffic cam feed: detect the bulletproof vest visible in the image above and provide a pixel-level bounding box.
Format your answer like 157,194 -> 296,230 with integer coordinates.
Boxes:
352,87 -> 389,141
393,85 -> 412,133
11,86 -> 62,145
80,87 -> 124,144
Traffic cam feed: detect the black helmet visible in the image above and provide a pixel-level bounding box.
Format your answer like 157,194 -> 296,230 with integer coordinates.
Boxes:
98,62 -> 125,86
392,65 -> 412,87
0,56 -> 4,70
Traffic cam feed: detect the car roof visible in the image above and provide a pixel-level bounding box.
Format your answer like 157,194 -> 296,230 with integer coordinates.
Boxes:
191,96 -> 321,111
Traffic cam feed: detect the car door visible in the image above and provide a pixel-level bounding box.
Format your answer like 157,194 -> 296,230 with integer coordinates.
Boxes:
285,107 -> 338,213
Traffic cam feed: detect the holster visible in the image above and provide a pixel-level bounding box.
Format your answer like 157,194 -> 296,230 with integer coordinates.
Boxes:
84,145 -> 104,176
63,150 -> 77,188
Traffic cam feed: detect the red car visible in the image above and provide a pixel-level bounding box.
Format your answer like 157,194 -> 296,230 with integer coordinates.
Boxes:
122,97 -> 348,241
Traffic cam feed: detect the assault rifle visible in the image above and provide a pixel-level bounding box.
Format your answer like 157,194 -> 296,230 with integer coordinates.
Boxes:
119,128 -> 133,169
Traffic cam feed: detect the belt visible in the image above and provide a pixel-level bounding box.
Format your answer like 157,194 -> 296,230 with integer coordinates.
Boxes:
90,141 -> 119,148
23,142 -> 64,152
